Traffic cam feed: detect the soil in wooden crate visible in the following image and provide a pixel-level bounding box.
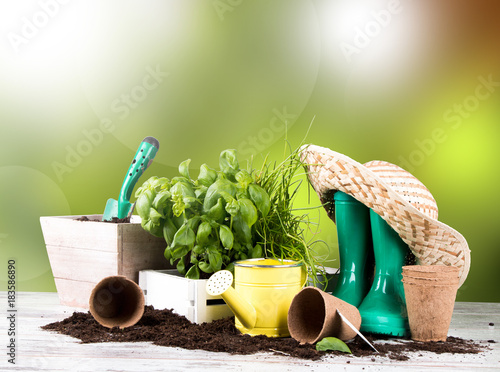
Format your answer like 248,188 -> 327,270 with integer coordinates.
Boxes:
41,306 -> 490,361
75,216 -> 131,223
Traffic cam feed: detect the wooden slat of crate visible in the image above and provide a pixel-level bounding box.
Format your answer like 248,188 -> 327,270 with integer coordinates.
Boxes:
46,245 -> 119,282
119,224 -> 169,283
52,278 -> 98,308
40,215 -> 121,252
40,214 -> 171,309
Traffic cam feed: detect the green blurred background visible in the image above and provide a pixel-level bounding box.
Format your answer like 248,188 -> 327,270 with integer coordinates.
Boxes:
0,0 -> 498,302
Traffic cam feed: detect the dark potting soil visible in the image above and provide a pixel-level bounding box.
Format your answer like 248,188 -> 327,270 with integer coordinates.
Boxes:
75,215 -> 131,223
41,306 -> 488,361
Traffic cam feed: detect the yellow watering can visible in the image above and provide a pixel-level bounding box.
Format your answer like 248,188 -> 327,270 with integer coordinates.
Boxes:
206,258 -> 307,337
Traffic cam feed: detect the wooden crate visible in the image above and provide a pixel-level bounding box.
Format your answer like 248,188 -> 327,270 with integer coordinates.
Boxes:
139,269 -> 234,324
40,214 -> 171,308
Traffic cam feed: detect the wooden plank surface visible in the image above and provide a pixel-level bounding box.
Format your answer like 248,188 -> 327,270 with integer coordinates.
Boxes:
1,292 -> 499,372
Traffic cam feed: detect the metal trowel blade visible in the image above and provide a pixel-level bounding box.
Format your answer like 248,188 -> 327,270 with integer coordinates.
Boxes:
337,309 -> 379,353
102,198 -> 135,221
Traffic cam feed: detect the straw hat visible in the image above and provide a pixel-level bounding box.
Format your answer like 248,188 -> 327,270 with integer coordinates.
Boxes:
300,144 -> 470,287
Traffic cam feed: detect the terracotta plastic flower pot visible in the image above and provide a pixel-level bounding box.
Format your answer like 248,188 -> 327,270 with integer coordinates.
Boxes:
287,286 -> 361,343
402,265 -> 460,342
89,275 -> 145,329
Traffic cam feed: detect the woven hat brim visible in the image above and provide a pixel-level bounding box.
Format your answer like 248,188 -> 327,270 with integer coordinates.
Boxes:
300,145 -> 470,288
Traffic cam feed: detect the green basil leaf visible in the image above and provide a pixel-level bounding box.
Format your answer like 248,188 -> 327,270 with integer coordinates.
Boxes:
163,219 -> 177,246
198,164 -> 218,187
238,198 -> 258,227
171,245 -> 190,260
176,259 -> 186,275
235,169 -> 253,189
150,176 -> 169,190
249,244 -> 263,258
219,225 -> 234,249
171,192 -> 185,218
183,196 -> 199,210
224,198 -> 239,217
203,178 -> 237,211
136,190 -> 155,219
219,149 -> 239,181
237,252 -> 248,260
172,224 -> 195,247
157,177 -> 170,190
232,214 -> 251,244
208,248 -> 223,272
198,261 -> 213,274
172,214 -> 186,229
207,198 -> 226,223
135,176 -> 159,198
195,186 -> 208,200
152,189 -> 171,211
225,262 -> 235,273
193,244 -> 205,254
315,337 -> 352,353
164,246 -> 172,260
179,159 -> 191,179
248,184 -> 271,217
235,185 -> 249,200
141,219 -> 164,238
186,264 -> 200,279
232,242 -> 242,252
196,221 -> 212,245
170,180 -> 196,198
149,208 -> 164,224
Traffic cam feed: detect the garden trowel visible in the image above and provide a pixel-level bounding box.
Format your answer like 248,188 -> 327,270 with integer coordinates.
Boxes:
102,136 -> 160,221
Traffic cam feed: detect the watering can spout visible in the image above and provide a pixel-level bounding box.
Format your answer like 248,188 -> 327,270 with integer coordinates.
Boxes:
206,270 -> 257,330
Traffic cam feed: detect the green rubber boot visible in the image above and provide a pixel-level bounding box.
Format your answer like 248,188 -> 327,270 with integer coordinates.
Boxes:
358,209 -> 410,337
332,192 -> 374,307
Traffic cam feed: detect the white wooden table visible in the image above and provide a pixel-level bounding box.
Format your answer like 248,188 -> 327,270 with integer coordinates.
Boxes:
1,292 -> 499,371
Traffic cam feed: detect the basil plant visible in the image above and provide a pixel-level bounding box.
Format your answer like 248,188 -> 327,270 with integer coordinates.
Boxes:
135,149 -> 271,279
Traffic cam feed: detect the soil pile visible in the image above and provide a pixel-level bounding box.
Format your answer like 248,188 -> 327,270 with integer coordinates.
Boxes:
75,216 -> 131,223
42,306 -> 489,361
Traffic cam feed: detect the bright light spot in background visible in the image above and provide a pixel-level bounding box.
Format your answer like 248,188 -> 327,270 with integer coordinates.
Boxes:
0,0 -> 80,126
0,1 -> 180,79
0,0 -> 186,135
322,0 -> 374,41
319,0 -> 428,105
0,1 -> 77,78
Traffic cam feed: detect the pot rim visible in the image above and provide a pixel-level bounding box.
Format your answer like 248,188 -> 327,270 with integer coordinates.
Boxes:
234,258 -> 303,268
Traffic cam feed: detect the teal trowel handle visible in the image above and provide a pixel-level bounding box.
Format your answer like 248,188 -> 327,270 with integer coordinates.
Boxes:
117,136 -> 160,218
